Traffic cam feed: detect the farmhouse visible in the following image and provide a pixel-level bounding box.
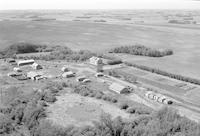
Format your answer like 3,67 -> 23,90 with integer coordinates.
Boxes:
109,83 -> 130,94
89,56 -> 103,66
31,63 -> 43,70
62,71 -> 75,78
17,59 -> 35,66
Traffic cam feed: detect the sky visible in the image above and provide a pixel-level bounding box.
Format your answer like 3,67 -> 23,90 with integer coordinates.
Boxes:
0,0 -> 200,10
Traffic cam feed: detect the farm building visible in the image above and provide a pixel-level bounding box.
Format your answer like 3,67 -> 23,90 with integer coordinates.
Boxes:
109,83 -> 130,94
89,56 -> 103,66
6,58 -> 16,63
13,67 -> 22,72
76,76 -> 86,82
61,67 -> 69,72
62,71 -> 75,78
95,72 -> 104,77
31,63 -> 43,70
27,71 -> 42,80
17,59 -> 35,66
7,72 -> 22,77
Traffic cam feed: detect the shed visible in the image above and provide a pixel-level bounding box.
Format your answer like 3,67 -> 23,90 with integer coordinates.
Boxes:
17,59 -> 35,66
109,83 -> 129,94
62,71 -> 75,78
95,72 -> 104,77
31,63 -> 43,70
61,67 -> 69,72
7,58 -> 16,63
13,67 -> 22,72
89,56 -> 103,66
76,76 -> 86,82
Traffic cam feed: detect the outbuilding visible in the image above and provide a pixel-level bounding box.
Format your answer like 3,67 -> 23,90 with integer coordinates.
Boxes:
13,67 -> 22,72
76,76 -> 86,82
31,63 -> 43,70
62,71 -> 75,78
7,72 -> 22,77
7,58 -> 16,63
17,59 -> 35,66
89,56 -> 103,66
109,83 -> 130,94
61,66 -> 69,72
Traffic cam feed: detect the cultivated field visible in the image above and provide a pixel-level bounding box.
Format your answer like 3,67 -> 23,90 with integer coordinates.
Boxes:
1,10 -> 200,79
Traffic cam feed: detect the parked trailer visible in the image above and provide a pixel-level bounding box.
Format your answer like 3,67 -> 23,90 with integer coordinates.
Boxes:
145,91 -> 173,105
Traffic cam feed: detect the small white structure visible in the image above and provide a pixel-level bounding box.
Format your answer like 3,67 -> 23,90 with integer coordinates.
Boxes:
76,76 -> 86,82
89,56 -> 103,66
82,78 -> 91,83
61,67 -> 69,72
109,83 -> 130,94
17,59 -> 34,66
95,72 -> 104,77
13,67 -> 22,72
31,63 -> 43,70
62,71 -> 75,78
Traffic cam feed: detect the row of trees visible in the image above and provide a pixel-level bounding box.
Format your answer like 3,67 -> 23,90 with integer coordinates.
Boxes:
109,45 -> 173,57
125,62 -> 200,85
32,107 -> 200,136
0,42 -> 95,62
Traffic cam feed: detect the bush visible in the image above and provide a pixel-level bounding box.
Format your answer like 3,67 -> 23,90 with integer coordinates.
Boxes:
126,107 -> 136,114
119,103 -> 129,110
111,98 -> 118,103
95,93 -> 103,99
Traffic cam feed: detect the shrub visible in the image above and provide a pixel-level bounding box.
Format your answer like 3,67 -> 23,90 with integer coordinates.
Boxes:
119,103 -> 129,110
95,93 -> 103,99
111,98 -> 118,103
107,59 -> 122,65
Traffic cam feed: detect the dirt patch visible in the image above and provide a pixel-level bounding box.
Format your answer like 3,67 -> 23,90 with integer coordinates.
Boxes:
46,92 -> 130,127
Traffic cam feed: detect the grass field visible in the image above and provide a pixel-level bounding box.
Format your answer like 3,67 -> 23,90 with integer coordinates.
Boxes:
47,92 -> 130,127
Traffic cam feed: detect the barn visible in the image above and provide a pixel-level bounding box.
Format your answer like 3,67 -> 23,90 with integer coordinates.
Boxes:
17,59 -> 35,66
31,63 -> 43,70
109,83 -> 130,94
89,56 -> 103,66
62,71 -> 75,78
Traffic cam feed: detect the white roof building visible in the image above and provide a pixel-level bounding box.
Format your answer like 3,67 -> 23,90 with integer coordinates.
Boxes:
17,59 -> 35,66
62,71 -> 75,78
13,67 -> 22,72
89,56 -> 103,66
109,83 -> 130,94
31,63 -> 43,70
